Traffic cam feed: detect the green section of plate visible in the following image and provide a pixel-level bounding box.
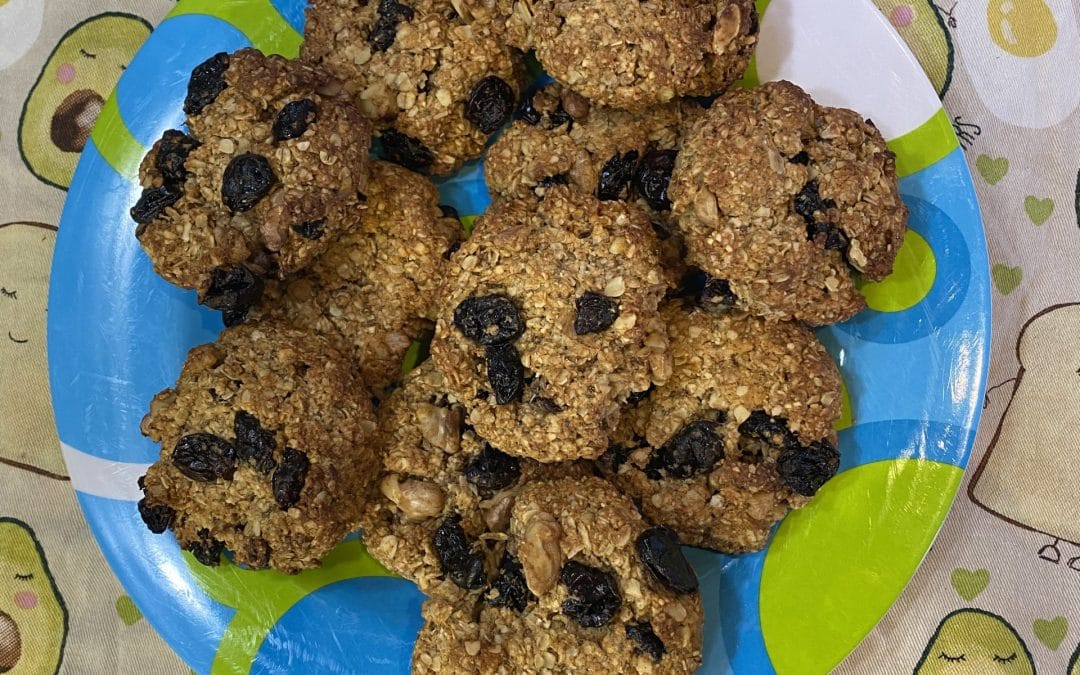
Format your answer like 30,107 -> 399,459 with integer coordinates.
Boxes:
760,459 -> 963,673
167,0 -> 303,58
735,0 -> 773,88
887,107 -> 958,178
89,94 -> 144,180
184,540 -> 394,675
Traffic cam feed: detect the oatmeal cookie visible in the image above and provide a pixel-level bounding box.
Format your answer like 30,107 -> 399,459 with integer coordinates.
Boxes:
412,476 -> 704,674
251,161 -> 462,392
506,0 -> 757,109
137,321 -> 379,573
597,300 -> 842,553
132,49 -> 371,322
302,0 -> 525,175
485,83 -> 701,278
668,80 -> 908,325
430,187 -> 670,462
361,363 -> 588,600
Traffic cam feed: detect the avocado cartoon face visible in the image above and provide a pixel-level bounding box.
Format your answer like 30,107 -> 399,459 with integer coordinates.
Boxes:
0,518 -> 68,674
872,0 -> 955,96
18,13 -> 151,189
914,609 -> 1034,674
0,223 -> 64,479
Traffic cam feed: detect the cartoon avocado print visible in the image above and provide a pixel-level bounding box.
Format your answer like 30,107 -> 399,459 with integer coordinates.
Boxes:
0,518 -> 68,675
1069,641 -> 1079,675
0,223 -> 64,480
18,13 -> 151,189
872,0 -> 955,96
914,608 -> 1034,674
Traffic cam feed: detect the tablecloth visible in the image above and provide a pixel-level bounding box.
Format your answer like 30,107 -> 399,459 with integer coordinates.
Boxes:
0,1 -> 1077,673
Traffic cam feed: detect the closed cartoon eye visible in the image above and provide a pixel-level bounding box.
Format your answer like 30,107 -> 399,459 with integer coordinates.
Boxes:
1,287 -> 16,299
938,652 -> 966,662
994,653 -> 1018,663
14,573 -> 33,581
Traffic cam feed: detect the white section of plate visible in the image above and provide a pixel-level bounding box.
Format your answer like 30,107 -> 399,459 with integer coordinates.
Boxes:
756,0 -> 943,139
63,442 -> 149,501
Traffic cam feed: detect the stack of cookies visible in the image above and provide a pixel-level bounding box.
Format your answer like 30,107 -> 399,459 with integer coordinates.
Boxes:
131,1 -> 908,671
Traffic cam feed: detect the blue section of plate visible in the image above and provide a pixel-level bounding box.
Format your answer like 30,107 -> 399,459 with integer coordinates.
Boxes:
46,1 -> 991,673
117,15 -> 251,147
75,492 -> 233,675
252,578 -> 423,675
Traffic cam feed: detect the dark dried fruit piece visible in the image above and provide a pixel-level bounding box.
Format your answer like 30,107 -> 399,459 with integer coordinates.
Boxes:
201,264 -> 265,327
137,498 -> 174,534
221,152 -> 276,212
273,98 -> 317,141
291,218 -> 326,240
487,553 -> 533,612
777,440 -> 840,496
369,0 -> 415,51
453,295 -> 523,345
633,148 -> 677,211
155,129 -> 200,184
518,92 -> 542,125
233,411 -> 277,474
184,51 -> 229,116
536,173 -> 570,190
465,76 -> 515,134
464,444 -> 521,494
636,526 -> 698,594
272,448 -> 310,509
131,184 -> 182,228
626,621 -> 666,661
626,385 -> 654,406
789,150 -> 810,165
645,421 -> 723,479
378,128 -> 434,173
793,180 -> 836,222
486,343 -> 524,405
701,276 -> 738,307
188,529 -> 225,566
548,104 -> 573,129
807,219 -> 850,251
738,410 -> 793,447
560,560 -> 621,628
597,150 -> 639,201
172,433 -> 236,482
574,292 -> 620,335
433,515 -> 486,590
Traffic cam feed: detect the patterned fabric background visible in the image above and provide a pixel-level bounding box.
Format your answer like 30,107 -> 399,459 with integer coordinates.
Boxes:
0,1 -> 1076,673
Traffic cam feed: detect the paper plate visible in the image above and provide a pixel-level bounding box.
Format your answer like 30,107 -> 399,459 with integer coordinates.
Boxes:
47,0 -> 990,672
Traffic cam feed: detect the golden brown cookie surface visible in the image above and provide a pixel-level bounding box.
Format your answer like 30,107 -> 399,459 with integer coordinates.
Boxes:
361,363 -> 588,600
253,161 -> 462,392
669,80 -> 907,325
431,188 -> 670,462
138,321 -> 378,573
412,476 -> 705,674
598,300 -> 843,553
133,49 -> 371,316
302,0 -> 524,175
508,0 -> 757,109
